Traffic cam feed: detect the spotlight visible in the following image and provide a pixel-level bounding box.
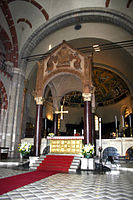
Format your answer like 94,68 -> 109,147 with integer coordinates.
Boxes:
74,24 -> 82,30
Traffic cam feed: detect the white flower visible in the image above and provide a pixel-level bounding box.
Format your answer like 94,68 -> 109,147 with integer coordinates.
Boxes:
18,142 -> 32,154
48,133 -> 54,137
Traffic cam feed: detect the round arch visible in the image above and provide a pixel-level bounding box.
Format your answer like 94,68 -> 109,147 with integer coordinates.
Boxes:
125,146 -> 133,157
19,7 -> 133,69
42,69 -> 84,97
103,146 -> 120,159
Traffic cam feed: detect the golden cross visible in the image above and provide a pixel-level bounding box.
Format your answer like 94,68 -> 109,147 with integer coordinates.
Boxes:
55,105 -> 68,120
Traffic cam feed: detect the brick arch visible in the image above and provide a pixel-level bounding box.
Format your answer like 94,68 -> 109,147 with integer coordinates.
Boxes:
17,18 -> 32,29
0,81 -> 8,110
0,25 -> 12,53
7,0 -> 49,20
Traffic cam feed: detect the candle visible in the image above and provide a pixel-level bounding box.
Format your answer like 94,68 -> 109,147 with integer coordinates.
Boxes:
99,118 -> 102,147
82,129 -> 84,136
115,115 -> 117,129
122,115 -> 124,128
129,115 -> 132,128
74,129 -> 76,135
45,118 -> 47,130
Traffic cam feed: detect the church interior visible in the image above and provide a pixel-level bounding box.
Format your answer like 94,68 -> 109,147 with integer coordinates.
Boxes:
0,0 -> 133,199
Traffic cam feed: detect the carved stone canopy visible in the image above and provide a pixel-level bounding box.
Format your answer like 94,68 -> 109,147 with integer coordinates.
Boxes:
34,40 -> 93,98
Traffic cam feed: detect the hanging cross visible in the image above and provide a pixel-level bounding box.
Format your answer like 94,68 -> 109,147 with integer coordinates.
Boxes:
55,105 -> 68,120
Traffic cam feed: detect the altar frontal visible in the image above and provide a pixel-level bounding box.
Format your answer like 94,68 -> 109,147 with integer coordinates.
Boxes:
47,136 -> 84,154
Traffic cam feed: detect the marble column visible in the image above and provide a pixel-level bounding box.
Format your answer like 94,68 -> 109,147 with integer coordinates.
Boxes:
53,113 -> 58,136
82,93 -> 92,145
34,97 -> 43,157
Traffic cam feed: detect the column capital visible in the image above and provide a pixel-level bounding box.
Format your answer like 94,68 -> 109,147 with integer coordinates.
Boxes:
82,93 -> 92,101
34,96 -> 44,105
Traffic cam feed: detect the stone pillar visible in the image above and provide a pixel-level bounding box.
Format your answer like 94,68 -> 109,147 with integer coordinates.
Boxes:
5,68 -> 25,158
34,97 -> 43,156
19,86 -> 27,140
82,93 -> 92,144
53,113 -> 58,136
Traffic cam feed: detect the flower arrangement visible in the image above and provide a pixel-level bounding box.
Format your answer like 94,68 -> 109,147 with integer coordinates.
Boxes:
18,143 -> 32,157
48,133 -> 54,137
82,143 -> 94,158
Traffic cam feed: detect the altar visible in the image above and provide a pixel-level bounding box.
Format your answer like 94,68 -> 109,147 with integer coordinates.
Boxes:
47,136 -> 84,154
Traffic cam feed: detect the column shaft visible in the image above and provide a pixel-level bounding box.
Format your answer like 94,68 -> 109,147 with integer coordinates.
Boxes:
34,104 -> 43,156
84,101 -> 92,144
53,113 -> 58,136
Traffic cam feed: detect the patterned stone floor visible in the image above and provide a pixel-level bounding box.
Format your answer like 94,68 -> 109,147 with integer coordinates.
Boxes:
0,168 -> 133,200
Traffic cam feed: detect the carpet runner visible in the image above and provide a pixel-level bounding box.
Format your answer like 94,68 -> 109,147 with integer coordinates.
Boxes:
37,155 -> 74,173
0,170 -> 57,195
0,155 -> 74,195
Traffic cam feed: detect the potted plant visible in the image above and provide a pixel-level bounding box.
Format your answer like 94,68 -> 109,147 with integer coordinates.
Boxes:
81,143 -> 95,170
82,143 -> 94,158
18,143 -> 32,159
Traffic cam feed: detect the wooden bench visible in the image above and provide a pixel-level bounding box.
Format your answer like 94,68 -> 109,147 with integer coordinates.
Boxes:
0,147 -> 9,159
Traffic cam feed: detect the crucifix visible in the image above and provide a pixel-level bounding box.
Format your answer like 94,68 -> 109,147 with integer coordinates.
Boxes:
55,105 -> 68,120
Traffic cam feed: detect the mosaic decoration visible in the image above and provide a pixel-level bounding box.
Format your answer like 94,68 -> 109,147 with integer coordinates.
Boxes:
60,67 -> 129,106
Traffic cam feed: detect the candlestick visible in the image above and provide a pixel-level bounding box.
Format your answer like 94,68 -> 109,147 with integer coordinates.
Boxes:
99,118 -> 102,147
115,115 -> 117,129
122,115 -> 124,128
74,129 -> 76,136
129,115 -> 132,128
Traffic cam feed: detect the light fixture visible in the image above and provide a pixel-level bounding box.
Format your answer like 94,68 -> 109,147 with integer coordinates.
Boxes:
74,24 -> 82,30
48,44 -> 52,50
93,44 -> 101,52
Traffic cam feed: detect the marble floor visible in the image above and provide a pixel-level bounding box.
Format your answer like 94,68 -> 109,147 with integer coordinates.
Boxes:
0,168 -> 133,200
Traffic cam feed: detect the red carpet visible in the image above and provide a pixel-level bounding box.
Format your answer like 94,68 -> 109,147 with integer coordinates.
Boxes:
37,155 -> 74,173
0,155 -> 74,195
0,170 -> 57,195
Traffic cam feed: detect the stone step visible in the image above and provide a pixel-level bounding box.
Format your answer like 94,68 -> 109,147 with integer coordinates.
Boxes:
30,166 -> 37,170
32,163 -> 40,167
35,160 -> 43,164
69,168 -> 77,173
70,165 -> 78,169
72,159 -> 80,162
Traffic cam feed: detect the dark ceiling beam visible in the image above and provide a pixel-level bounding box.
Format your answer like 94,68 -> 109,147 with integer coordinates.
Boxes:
105,0 -> 110,8
127,0 -> 132,8
21,39 -> 133,62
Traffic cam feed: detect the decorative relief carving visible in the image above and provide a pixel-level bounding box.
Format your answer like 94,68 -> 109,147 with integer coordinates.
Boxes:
45,45 -> 82,72
73,52 -> 81,69
56,47 -> 73,67
34,96 -> 44,105
46,56 -> 57,72
82,93 -> 92,101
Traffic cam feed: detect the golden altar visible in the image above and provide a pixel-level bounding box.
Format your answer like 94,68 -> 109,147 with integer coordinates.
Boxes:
47,136 -> 84,154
